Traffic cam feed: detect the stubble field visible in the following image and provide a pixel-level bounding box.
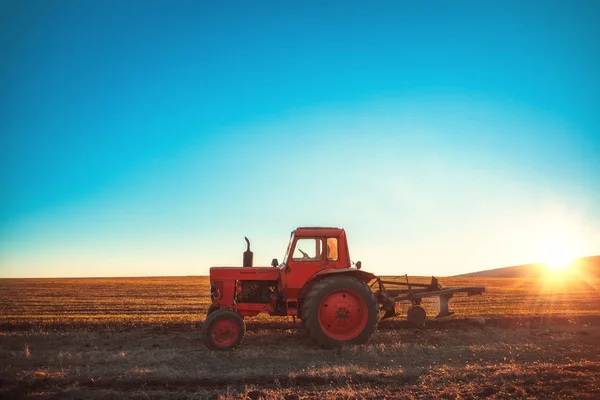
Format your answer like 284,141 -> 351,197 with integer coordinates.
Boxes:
1,276 -> 599,399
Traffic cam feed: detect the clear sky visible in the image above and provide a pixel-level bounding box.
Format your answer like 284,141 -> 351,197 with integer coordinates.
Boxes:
2,1 -> 599,278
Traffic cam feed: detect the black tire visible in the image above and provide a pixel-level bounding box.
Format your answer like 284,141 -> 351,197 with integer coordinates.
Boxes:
298,311 -> 308,330
301,276 -> 379,348
407,305 -> 426,326
201,309 -> 245,350
207,303 -> 219,316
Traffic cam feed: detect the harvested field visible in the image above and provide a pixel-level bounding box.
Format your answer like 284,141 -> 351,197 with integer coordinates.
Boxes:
2,276 -> 599,329
1,276 -> 599,399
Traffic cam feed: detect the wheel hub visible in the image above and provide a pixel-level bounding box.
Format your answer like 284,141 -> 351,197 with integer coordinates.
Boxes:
318,289 -> 368,340
335,307 -> 350,319
210,319 -> 238,346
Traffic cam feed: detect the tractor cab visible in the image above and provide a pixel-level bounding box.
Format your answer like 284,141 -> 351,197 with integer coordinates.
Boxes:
278,227 -> 355,299
281,227 -> 348,266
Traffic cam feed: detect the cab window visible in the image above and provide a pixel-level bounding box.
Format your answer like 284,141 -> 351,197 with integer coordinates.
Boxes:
327,237 -> 338,261
292,238 -> 323,261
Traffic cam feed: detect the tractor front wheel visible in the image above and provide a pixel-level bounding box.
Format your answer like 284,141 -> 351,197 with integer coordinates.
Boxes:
207,304 -> 219,316
201,309 -> 245,350
302,276 -> 379,348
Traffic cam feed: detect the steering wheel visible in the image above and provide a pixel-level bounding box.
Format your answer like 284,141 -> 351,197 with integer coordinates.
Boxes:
297,248 -> 310,259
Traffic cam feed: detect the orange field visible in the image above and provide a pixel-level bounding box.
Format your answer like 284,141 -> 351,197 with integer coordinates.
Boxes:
1,276 -> 599,328
1,276 -> 599,399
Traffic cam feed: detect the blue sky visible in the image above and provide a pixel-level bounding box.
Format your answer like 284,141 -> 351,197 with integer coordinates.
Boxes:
2,1 -> 599,278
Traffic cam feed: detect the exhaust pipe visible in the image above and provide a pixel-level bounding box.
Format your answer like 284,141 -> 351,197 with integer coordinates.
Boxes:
243,237 -> 253,267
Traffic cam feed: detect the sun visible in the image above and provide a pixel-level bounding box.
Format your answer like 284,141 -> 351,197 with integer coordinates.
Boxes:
528,206 -> 590,278
542,246 -> 577,272
544,256 -> 574,271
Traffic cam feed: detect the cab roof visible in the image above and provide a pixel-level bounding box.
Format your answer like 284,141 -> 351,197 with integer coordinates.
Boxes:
294,227 -> 345,237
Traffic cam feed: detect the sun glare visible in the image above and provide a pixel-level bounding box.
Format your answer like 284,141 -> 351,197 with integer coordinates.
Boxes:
542,246 -> 578,273
544,256 -> 573,271
532,218 -> 584,276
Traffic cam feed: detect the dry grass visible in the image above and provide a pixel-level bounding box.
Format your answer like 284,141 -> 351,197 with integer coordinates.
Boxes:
1,276 -> 600,399
0,277 -> 212,328
1,276 -> 598,329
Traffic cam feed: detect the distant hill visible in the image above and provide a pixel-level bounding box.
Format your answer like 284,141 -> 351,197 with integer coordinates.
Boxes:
455,255 -> 600,278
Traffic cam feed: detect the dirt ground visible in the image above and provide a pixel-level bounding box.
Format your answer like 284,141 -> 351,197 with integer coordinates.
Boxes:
1,276 -> 599,398
2,316 -> 600,399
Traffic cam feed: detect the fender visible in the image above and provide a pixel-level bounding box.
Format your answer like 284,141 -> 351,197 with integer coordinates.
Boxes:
299,268 -> 377,299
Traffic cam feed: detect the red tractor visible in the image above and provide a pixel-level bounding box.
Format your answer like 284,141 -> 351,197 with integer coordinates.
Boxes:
202,227 -> 485,350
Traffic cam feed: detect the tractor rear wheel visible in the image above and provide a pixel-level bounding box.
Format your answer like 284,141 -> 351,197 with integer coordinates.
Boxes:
201,309 -> 245,350
302,276 -> 379,348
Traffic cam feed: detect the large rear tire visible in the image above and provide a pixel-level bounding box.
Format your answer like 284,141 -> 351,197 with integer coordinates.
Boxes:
201,309 -> 245,350
301,276 -> 379,348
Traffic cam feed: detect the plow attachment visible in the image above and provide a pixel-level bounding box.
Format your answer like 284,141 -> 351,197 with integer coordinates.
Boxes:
373,275 -> 485,325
